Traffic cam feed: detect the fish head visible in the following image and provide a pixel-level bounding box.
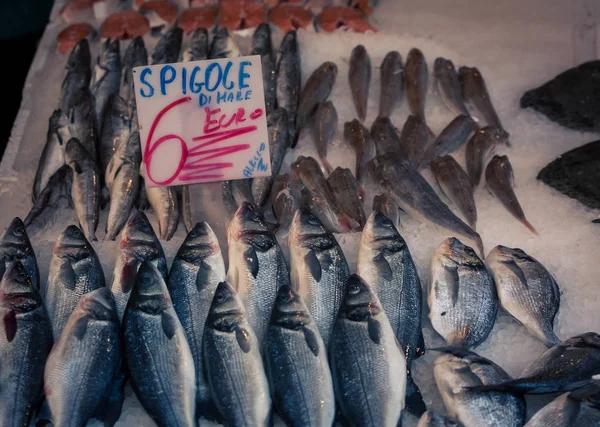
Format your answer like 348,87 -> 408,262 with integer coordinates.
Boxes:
481,126 -> 509,146
270,285 -> 311,328
99,38 -> 120,70
65,138 -> 92,167
191,27 -> 209,45
433,57 -> 454,76
178,221 -> 221,263
0,217 -> 33,261
566,332 -> 600,349
362,211 -> 402,251
53,225 -> 92,261
77,287 -> 118,322
370,116 -> 393,141
279,30 -> 297,54
0,261 -> 40,312
437,237 -> 481,268
124,36 -> 148,68
289,208 -> 329,246
206,281 -> 245,332
321,61 -> 338,81
291,155 -> 321,181
351,44 -> 368,60
111,94 -> 130,121
228,202 -> 269,243
128,261 -> 171,313
120,211 -> 161,256
343,119 -> 361,140
251,23 -> 272,53
69,88 -> 94,122
67,39 -> 91,72
486,245 -> 534,264
433,352 -> 480,397
118,131 -> 142,164
340,274 -> 382,321
210,28 -> 237,59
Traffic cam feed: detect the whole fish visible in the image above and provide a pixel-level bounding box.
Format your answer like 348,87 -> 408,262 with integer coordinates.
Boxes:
44,288 -> 121,426
68,88 -> 97,162
44,225 -> 105,339
288,209 -> 350,347
524,393 -> 582,427
251,23 -> 276,115
343,119 -> 375,190
204,281 -> 271,426
120,36 -> 148,104
429,237 -> 497,348
276,30 -> 301,145
420,115 -> 477,168
270,174 -> 303,237
418,411 -> 464,427
227,202 -> 290,346
0,217 -> 39,289
65,138 -> 100,241
251,108 -> 291,206
0,262 -> 52,427
208,27 -> 240,59
91,38 -> 121,127
311,100 -> 338,174
25,165 -> 74,228
430,155 -> 477,230
369,156 -> 484,255
105,132 -> 142,240
124,261 -> 196,427
372,193 -> 401,229
485,155 -> 538,234
330,274 -> 407,427
465,126 -> 508,186
468,333 -> 600,394
433,349 -> 526,427
33,110 -> 70,202
459,66 -> 509,137
60,39 -> 92,113
371,116 -> 405,159
99,94 -> 129,178
168,222 -> 226,419
182,27 -> 209,62
151,27 -> 183,64
434,57 -> 470,116
265,285 -> 335,427
141,165 -> 180,241
327,167 -> 366,229
349,44 -> 371,122
405,48 -> 428,119
295,62 -> 338,146
358,210 -> 425,415
379,51 -> 404,118
110,211 -> 167,321
486,245 -> 560,347
399,114 -> 429,167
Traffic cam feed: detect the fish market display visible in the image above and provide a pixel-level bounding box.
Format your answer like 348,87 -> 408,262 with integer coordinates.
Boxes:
330,274 -> 407,426
204,281 -> 271,426
465,126 -> 508,187
486,245 -> 560,346
434,57 -> 470,117
327,167 -> 366,229
343,118 -> 375,192
91,39 -> 121,128
349,44 -> 371,122
251,23 -> 276,116
269,173 -> 302,236
405,48 -> 428,120
0,217 -> 39,289
372,193 -> 401,228
429,237 -> 497,348
0,262 -> 52,427
265,285 -> 335,427
276,30 -> 301,145
379,51 -> 404,118
311,100 -> 338,173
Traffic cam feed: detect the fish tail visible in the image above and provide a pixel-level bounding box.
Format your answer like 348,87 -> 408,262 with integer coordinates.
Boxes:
337,213 -> 353,233
474,233 -> 485,257
522,218 -> 539,236
322,157 -> 333,175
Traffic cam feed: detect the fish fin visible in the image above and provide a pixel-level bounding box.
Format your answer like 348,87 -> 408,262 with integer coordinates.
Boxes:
499,259 -> 528,289
244,247 -> 259,278
235,326 -> 251,353
372,253 -> 393,281
305,249 -> 322,282
3,310 -> 17,342
415,330 -> 426,359
60,261 -> 77,290
318,252 -> 333,271
161,312 -> 177,339
73,315 -> 90,340
195,261 -> 212,291
367,317 -> 382,344
303,326 -> 320,356
119,259 -> 138,294
522,218 -> 539,236
112,163 -> 124,181
405,373 -> 426,417
443,264 -> 460,306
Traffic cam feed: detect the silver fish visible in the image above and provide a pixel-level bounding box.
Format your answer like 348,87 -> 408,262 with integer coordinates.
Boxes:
25,165 -> 74,229
405,48 -> 428,119
276,30 -> 301,145
168,222 -> 226,419
252,108 -> 291,206
204,281 -> 271,426
99,94 -> 129,179
330,274 -> 407,427
209,27 -> 240,59
428,237 -> 497,348
459,66 -> 509,137
265,285 -> 335,427
349,44 -> 371,122
327,167 -> 366,229
91,38 -> 121,127
270,174 -> 303,237
311,100 -> 338,174
33,110 -> 70,202
524,393 -> 582,427
124,261 -> 196,427
44,225 -> 105,339
486,245 -> 560,347
60,39 -> 92,113
68,88 -> 97,162
379,51 -> 404,118
434,57 -> 470,117
105,132 -> 141,241
420,115 -> 477,168
369,156 -> 484,255
433,349 -> 526,427
399,114 -> 429,167
417,411 -> 464,427
372,193 -> 401,229
371,116 -> 405,159
251,23 -> 276,115
0,217 -> 39,289
43,288 -> 121,426
182,27 -> 209,62
288,209 -> 350,347
343,119 -> 375,190
0,262 -> 52,427
141,164 -> 180,241
151,27 -> 183,65
486,155 -> 538,234
227,202 -> 290,347
65,138 -> 100,241
465,126 -> 508,187
120,36 -> 147,104
430,155 -> 477,230
110,211 -> 167,321
295,62 -> 338,146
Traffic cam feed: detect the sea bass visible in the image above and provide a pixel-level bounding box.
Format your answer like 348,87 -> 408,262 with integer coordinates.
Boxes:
99,94 -> 129,179
141,164 -> 180,241
405,48 -> 428,119
182,27 -> 208,62
276,30 -> 301,145
465,126 -> 508,187
208,27 -> 240,59
60,39 -> 92,113
251,23 -> 276,115
434,57 -> 470,117
151,27 -> 183,65
120,36 -> 148,104
91,38 -> 121,128
0,217 -> 39,289
68,88 -> 97,162
311,100 -> 338,174
349,44 -> 371,122
379,51 -> 404,118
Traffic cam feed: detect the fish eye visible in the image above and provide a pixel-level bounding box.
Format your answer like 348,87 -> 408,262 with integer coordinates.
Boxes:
189,229 -> 199,238
13,226 -> 24,237
140,272 -> 152,285
67,227 -> 82,238
215,291 -> 228,303
348,284 -> 360,295
140,222 -> 150,232
307,215 -> 320,226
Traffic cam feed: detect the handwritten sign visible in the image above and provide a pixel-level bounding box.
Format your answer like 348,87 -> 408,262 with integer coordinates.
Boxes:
132,55 -> 271,188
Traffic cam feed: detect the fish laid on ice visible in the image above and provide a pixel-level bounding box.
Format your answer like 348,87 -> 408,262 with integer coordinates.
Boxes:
327,167 -> 366,229
276,30 -> 301,145
371,116 -> 405,159
151,27 -> 183,65
270,174 -> 303,237
372,193 -> 401,229
60,38 -> 92,113
251,23 -> 276,115
465,126 -> 508,187
91,38 -> 121,128
379,51 -> 404,118
405,48 -> 428,120
311,100 -> 338,174
99,94 -> 129,180
25,165 -> 74,229
429,237 -> 497,348
349,44 -> 371,122
0,217 -> 39,289
420,114 -> 477,168
434,57 -> 470,117
485,155 -> 538,235
208,27 -> 240,59
399,114 -> 429,167
182,27 -> 209,62
330,274 -> 407,427
344,118 -> 375,192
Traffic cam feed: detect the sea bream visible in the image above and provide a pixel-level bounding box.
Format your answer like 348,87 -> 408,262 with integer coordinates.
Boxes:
349,44 -> 371,122
0,217 -> 39,289
379,51 -> 404,118
343,118 -> 376,193
465,126 -> 508,187
276,30 -> 301,145
405,48 -> 428,119
60,38 -> 92,114
91,38 -> 121,128
524,392 -> 583,427
311,100 -> 338,174
251,23 -> 276,115
327,167 -> 366,230
434,57 -> 470,117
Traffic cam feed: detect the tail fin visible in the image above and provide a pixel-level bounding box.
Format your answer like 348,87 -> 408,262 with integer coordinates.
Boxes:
522,218 -> 539,236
